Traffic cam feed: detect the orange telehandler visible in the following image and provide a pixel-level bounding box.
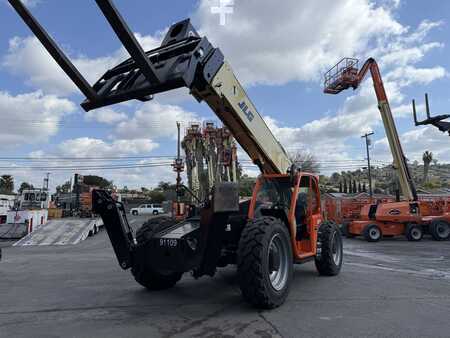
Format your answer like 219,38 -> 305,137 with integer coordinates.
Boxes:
324,58 -> 450,242
9,0 -> 343,308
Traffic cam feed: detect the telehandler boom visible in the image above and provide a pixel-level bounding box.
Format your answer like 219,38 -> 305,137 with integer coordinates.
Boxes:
9,0 -> 343,308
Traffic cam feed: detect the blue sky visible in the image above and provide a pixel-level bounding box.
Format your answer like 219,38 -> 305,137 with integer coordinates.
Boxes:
0,0 -> 449,190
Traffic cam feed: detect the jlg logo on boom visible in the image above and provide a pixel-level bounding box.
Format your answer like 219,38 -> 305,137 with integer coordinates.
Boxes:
238,101 -> 255,122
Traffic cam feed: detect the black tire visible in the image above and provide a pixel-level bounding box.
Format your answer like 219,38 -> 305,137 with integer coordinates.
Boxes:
132,216 -> 182,290
405,223 -> 423,241
153,210 -> 159,215
237,216 -> 293,309
315,222 -> 343,276
132,210 -> 138,216
429,220 -> 450,241
363,224 -> 382,242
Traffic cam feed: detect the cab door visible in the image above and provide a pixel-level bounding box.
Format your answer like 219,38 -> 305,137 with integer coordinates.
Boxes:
289,174 -> 322,259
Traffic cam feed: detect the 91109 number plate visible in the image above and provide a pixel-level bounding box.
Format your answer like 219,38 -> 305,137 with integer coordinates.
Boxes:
159,238 -> 178,247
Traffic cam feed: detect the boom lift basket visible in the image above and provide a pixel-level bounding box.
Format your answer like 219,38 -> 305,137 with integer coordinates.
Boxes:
324,57 -> 359,94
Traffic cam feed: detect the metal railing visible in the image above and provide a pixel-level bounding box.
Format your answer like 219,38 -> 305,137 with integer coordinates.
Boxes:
324,57 -> 359,90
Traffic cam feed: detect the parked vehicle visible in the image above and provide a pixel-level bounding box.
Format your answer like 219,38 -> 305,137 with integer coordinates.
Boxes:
130,204 -> 164,216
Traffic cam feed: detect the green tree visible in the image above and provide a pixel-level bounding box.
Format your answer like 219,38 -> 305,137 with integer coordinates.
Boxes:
0,175 -> 14,193
18,182 -> 34,193
83,175 -> 112,188
56,181 -> 71,193
239,174 -> 256,197
148,190 -> 165,203
157,181 -> 171,191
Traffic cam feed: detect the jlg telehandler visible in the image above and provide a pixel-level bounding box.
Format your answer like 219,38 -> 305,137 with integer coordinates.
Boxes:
9,0 -> 343,308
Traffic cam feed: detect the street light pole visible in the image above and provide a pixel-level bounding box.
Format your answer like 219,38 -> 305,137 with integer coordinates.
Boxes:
362,132 -> 374,198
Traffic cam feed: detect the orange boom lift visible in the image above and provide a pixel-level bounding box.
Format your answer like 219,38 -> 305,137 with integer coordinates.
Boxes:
324,58 -> 450,242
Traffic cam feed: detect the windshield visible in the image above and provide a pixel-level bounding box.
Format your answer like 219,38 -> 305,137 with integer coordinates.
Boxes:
255,177 -> 292,210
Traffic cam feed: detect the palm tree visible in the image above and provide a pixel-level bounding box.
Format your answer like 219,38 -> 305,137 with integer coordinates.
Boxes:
422,151 -> 433,183
0,175 -> 14,193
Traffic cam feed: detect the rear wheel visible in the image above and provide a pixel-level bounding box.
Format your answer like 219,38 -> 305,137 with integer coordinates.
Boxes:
315,222 -> 343,276
237,216 -> 293,309
363,224 -> 382,242
132,216 -> 182,290
405,223 -> 423,241
430,220 -> 450,241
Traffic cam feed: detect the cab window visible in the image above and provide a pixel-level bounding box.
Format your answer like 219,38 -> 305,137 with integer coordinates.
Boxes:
310,178 -> 319,214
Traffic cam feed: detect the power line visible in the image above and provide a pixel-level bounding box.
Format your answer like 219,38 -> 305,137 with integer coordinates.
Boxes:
0,163 -> 173,171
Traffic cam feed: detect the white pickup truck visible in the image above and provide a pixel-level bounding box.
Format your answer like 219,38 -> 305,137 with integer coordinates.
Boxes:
130,204 -> 164,216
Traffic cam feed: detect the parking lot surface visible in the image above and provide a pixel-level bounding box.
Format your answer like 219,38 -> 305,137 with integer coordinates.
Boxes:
1,215 -> 450,337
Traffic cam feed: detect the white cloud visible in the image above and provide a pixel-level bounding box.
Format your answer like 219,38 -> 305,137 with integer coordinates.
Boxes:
386,66 -> 447,86
0,90 -> 75,147
374,126 -> 450,163
115,101 -> 199,140
57,137 -> 158,158
195,0 -> 405,85
85,107 -> 127,124
2,33 -> 162,96
380,42 -> 443,66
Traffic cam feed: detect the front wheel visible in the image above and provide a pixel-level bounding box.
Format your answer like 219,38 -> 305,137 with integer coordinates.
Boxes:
132,210 -> 138,216
153,210 -> 159,215
315,222 -> 343,276
237,216 -> 293,309
363,224 -> 382,242
405,223 -> 423,241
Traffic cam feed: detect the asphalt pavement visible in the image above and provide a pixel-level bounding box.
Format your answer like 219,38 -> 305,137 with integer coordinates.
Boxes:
1,215 -> 450,338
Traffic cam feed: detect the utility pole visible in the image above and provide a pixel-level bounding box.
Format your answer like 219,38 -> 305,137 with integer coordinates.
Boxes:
172,122 -> 184,219
362,132 -> 374,198
43,172 -> 50,191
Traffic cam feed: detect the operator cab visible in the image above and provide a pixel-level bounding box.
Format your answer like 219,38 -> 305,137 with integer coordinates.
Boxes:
249,173 -> 322,260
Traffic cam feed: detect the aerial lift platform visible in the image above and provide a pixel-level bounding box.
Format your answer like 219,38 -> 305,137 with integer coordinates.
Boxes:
9,0 -> 343,308
324,58 -> 450,242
